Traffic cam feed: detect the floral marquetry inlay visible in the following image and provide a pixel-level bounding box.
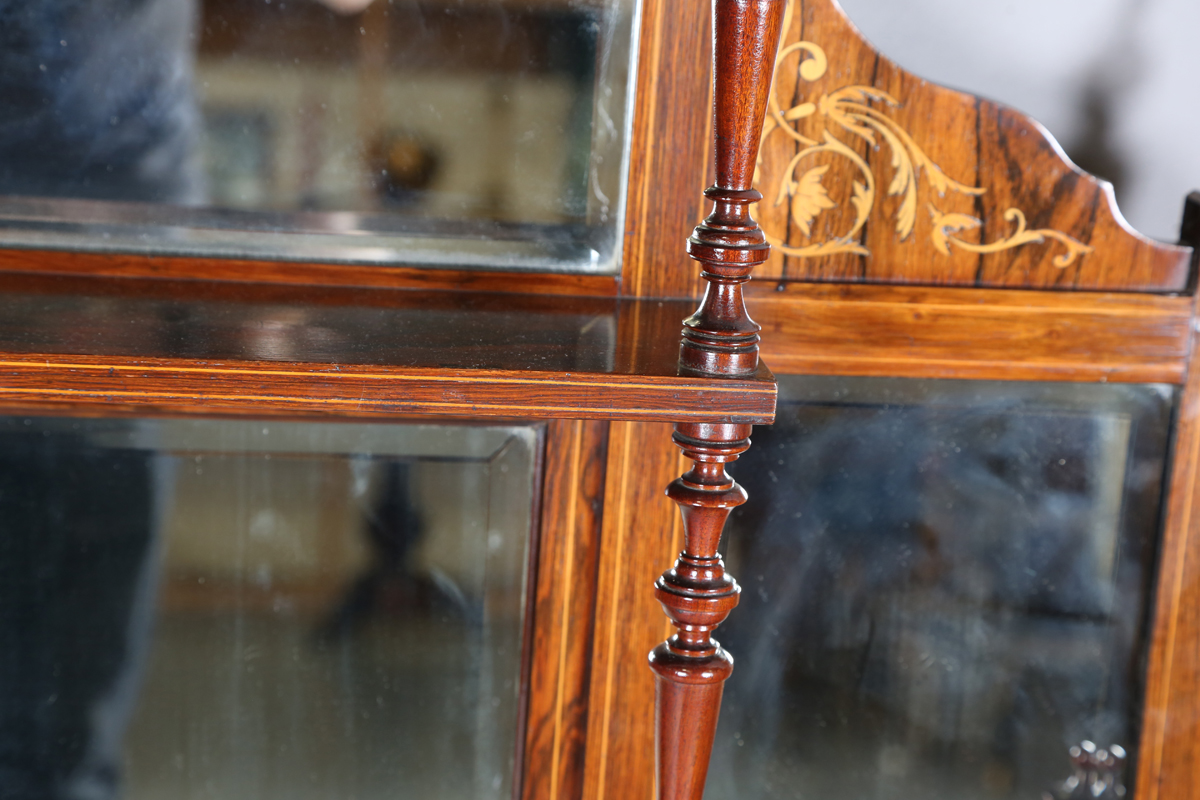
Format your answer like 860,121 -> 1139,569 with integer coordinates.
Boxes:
755,0 -> 1093,268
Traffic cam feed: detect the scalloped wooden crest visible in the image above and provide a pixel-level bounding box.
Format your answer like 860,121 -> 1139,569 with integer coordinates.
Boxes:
752,0 -> 1192,291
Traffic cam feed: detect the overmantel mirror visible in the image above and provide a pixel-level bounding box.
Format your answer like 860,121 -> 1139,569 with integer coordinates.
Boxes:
2,2 -> 1200,800
0,0 -> 637,271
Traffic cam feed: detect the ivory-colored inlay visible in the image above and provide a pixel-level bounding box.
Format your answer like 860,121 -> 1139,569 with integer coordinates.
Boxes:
755,0 -> 1093,267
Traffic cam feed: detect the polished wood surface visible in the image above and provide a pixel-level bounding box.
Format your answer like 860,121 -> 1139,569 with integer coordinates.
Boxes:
0,275 -> 775,424
680,0 -> 785,375
748,282 -> 1192,384
0,354 -> 770,424
0,273 -> 618,369
651,0 -> 785,797
620,0 -> 712,300
750,0 -> 1193,291
1135,219 -> 1200,800
651,422 -> 751,800
0,2 -> 1194,798
582,422 -> 684,800
524,420 -> 609,800
0,248 -> 619,297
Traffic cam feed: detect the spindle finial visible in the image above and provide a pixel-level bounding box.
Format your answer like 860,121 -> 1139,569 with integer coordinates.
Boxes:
680,0 -> 786,376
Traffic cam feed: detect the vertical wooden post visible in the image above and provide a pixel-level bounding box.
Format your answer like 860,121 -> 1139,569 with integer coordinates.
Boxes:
649,423 -> 750,800
679,0 -> 785,377
650,0 -> 784,798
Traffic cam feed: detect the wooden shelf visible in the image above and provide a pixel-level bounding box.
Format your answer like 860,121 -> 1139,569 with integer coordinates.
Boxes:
0,274 -> 776,424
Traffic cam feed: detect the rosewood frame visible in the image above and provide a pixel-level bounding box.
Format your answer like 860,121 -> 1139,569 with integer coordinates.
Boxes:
0,3 -> 1198,800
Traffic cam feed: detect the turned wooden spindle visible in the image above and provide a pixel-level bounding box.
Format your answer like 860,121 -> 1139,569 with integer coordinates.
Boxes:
650,423 -> 750,800
680,0 -> 786,377
651,1 -> 783,798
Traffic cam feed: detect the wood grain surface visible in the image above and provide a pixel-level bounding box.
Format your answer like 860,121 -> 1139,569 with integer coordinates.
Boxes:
651,422 -> 752,800
678,0 -> 786,377
1135,246 -> 1200,800
0,354 -> 776,425
751,0 -> 1194,291
654,0 -> 785,795
0,248 -> 620,297
748,282 -> 1192,383
582,422 -> 687,800
523,420 -> 610,800
619,0 -> 713,300
0,274 -> 776,424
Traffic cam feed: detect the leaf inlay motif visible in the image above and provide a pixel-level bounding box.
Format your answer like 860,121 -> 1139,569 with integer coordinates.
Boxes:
755,0 -> 1094,268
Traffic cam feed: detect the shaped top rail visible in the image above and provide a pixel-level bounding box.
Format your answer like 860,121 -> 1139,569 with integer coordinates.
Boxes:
751,0 -> 1193,291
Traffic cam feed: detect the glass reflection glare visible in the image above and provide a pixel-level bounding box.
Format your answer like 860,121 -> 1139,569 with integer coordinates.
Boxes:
707,377 -> 1172,800
0,417 -> 537,800
0,0 -> 636,271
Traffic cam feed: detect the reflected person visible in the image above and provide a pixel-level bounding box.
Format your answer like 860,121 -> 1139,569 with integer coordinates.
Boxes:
0,1 -> 202,797
0,2 -> 361,799
0,0 -> 204,205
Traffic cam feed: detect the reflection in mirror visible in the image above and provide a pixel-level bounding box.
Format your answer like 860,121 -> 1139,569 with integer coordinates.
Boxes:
0,0 -> 637,271
0,417 -> 539,799
707,377 -> 1173,800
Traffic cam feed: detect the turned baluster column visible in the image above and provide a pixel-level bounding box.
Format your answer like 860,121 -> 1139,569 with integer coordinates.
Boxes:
649,0 -> 784,798
679,0 -> 785,376
650,423 -> 750,800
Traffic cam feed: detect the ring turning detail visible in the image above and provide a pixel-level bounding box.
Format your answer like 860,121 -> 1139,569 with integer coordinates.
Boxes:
678,0 -> 787,378
652,0 -> 785,798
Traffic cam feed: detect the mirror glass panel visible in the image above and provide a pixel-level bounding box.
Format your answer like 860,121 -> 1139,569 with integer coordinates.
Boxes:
0,0 -> 637,271
708,376 -> 1173,800
0,416 -> 539,799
